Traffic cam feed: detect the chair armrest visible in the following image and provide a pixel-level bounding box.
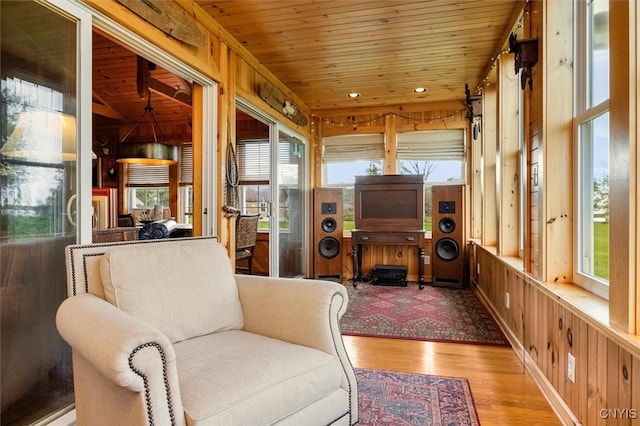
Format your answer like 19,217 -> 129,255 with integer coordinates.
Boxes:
235,275 -> 359,424
234,275 -> 348,354
56,293 -> 178,393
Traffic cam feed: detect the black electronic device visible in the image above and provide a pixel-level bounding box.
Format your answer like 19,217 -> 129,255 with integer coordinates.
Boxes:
321,202 -> 337,214
371,264 -> 408,287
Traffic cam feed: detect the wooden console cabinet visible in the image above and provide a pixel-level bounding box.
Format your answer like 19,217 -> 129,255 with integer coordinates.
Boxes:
351,175 -> 426,288
351,230 -> 426,288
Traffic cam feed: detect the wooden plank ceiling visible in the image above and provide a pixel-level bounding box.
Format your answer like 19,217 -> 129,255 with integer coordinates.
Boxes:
195,0 -> 524,111
94,1 -> 523,133
92,31 -> 193,140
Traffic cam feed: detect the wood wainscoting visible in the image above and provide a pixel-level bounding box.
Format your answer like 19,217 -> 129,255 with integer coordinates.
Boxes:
471,242 -> 640,426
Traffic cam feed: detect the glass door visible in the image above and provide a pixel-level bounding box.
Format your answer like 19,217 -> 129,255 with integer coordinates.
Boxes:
236,102 -> 307,277
1,1 -> 91,423
276,130 -> 306,278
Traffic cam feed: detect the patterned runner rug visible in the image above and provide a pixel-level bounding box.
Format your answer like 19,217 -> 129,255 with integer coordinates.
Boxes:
341,283 -> 509,346
357,368 -> 480,426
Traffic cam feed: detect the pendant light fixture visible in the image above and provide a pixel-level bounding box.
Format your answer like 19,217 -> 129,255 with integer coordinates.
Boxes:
117,90 -> 178,165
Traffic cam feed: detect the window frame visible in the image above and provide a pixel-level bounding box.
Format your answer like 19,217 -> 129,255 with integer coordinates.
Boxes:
573,0 -> 610,299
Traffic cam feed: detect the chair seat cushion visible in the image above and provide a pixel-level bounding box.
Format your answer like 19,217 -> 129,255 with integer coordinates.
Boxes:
174,330 -> 345,426
100,239 -> 244,343
235,249 -> 252,260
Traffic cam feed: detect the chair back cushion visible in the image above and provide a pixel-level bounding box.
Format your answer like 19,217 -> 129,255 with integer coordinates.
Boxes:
99,238 -> 244,343
236,214 -> 259,250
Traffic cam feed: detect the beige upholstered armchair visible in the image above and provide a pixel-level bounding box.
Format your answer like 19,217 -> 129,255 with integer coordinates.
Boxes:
56,237 -> 358,426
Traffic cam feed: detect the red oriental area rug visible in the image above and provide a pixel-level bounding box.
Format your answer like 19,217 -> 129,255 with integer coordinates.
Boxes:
356,368 -> 480,426
341,283 -> 509,346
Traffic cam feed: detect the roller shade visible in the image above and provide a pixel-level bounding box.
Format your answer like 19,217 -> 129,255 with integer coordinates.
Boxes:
237,139 -> 270,184
126,164 -> 169,186
396,130 -> 465,161
323,134 -> 384,163
180,143 -> 192,185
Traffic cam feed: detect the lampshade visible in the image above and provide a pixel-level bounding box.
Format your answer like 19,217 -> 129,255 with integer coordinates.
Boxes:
117,142 -> 178,165
116,92 -> 178,166
1,109 -> 78,162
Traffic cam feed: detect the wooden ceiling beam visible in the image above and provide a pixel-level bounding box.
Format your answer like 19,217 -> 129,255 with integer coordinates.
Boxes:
137,56 -> 192,107
92,91 -> 126,121
148,78 -> 192,107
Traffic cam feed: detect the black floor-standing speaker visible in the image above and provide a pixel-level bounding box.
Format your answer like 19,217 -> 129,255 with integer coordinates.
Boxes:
313,188 -> 343,280
431,184 -> 466,288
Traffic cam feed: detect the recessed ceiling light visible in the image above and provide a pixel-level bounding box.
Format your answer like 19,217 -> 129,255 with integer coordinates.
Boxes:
347,92 -> 361,98
413,87 -> 428,93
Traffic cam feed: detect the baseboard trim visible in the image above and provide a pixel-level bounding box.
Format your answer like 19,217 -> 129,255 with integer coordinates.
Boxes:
472,283 -> 581,426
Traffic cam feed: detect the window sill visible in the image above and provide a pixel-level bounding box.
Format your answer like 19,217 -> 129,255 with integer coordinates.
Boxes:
475,243 -> 640,359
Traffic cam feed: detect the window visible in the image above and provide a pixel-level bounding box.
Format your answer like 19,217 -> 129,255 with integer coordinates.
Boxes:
397,130 -> 465,230
126,164 -> 169,221
574,0 -> 609,297
1,78 -> 70,237
322,134 -> 384,230
179,143 -> 193,224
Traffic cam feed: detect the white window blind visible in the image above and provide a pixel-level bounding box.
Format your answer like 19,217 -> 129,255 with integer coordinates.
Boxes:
397,130 -> 465,160
237,139 -> 270,184
180,143 -> 192,184
323,134 -> 384,163
126,164 -> 169,186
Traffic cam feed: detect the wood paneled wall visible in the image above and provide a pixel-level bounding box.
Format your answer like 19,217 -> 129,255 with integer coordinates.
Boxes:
609,0 -> 639,333
472,244 -> 640,425
340,236 -> 433,284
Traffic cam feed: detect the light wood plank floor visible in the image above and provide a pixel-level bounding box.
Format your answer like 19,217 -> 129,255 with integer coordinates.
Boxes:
344,336 -> 562,425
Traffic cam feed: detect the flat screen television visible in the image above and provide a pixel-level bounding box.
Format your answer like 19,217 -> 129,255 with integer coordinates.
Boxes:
354,174 -> 425,231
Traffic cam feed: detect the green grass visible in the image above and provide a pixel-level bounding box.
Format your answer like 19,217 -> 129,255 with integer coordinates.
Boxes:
594,221 -> 609,280
258,221 -> 289,230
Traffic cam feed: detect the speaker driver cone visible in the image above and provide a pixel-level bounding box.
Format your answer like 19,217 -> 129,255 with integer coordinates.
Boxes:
435,238 -> 459,261
438,217 -> 456,234
318,237 -> 340,259
321,217 -> 337,233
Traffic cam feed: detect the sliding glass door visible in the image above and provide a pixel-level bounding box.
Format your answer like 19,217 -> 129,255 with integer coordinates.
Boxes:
1,1 -> 91,423
277,130 -> 306,278
236,102 -> 307,277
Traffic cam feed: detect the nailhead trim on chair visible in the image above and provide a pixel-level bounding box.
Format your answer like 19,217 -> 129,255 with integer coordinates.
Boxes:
329,290 -> 356,425
78,252 -> 104,295
69,238 -> 215,296
128,342 -> 176,426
